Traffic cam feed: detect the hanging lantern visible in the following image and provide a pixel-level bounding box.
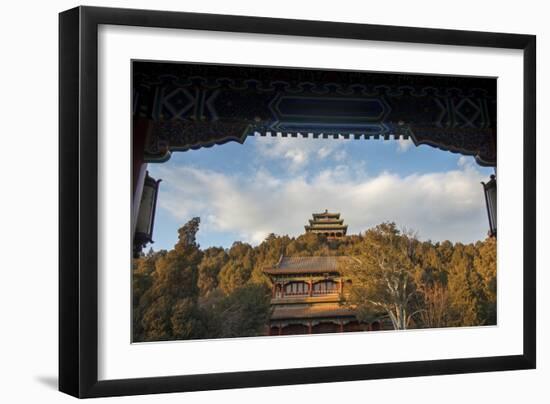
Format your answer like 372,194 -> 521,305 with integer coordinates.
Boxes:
133,172 -> 161,257
482,174 -> 497,237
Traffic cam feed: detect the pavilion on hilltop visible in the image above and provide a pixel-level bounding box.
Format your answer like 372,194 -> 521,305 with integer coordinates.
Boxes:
263,212 -> 388,336
304,210 -> 348,239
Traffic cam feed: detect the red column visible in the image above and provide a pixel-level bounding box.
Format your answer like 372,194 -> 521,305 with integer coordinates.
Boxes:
132,117 -> 151,195
308,322 -> 312,334
339,322 -> 344,333
132,117 -> 151,238
308,280 -> 313,297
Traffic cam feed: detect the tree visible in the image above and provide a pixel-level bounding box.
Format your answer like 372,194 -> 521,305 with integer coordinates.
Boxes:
202,284 -> 272,338
343,223 -> 421,330
132,249 -> 165,341
474,237 -> 497,325
415,276 -> 450,328
171,297 -> 207,339
139,218 -> 205,341
133,216 -> 497,342
249,233 -> 291,286
285,232 -> 330,256
413,242 -> 451,328
198,247 -> 228,296
218,242 -> 255,294
446,243 -> 487,326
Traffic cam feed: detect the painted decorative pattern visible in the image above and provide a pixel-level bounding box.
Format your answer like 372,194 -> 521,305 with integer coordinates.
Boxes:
133,62 -> 496,166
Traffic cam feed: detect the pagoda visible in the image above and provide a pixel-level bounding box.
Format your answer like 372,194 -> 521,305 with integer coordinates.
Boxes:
304,210 -> 347,239
263,256 -> 373,335
262,212 -> 389,336
263,255 -> 390,335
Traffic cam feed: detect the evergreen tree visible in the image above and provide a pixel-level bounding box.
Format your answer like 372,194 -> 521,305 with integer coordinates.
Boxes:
198,247 -> 228,296
447,244 -> 487,326
201,284 -> 272,338
249,233 -> 291,286
132,249 -> 162,341
474,236 -> 497,325
140,218 -> 205,341
285,232 -> 330,256
218,242 -> 255,294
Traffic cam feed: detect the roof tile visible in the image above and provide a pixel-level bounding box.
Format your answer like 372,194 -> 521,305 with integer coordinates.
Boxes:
263,256 -> 355,275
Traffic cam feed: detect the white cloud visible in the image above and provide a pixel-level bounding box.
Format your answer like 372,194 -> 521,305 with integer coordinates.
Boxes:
155,159 -> 490,246
254,136 -> 350,171
457,155 -> 471,168
317,146 -> 332,159
333,149 -> 348,161
396,137 -> 414,153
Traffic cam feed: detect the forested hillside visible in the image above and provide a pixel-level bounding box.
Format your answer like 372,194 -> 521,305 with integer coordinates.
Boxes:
133,218 -> 496,342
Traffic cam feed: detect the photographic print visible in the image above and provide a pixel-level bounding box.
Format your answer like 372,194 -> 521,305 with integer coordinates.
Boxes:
131,61 -> 497,343
59,8 -> 535,396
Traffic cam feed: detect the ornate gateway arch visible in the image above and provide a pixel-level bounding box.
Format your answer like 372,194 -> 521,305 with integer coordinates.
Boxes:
133,61 -> 497,167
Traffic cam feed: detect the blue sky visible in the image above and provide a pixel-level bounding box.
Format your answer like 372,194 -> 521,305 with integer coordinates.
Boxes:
147,136 -> 494,251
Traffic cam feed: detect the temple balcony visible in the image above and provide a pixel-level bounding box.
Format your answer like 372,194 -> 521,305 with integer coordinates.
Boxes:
270,294 -> 342,305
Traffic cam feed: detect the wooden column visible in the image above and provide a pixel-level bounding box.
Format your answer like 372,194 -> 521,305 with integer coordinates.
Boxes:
308,322 -> 312,334
339,322 -> 344,333
132,118 -> 150,194
132,117 -> 151,239
308,280 -> 313,297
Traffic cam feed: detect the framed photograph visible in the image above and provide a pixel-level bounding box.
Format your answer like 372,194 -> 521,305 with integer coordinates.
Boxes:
59,6 -> 536,398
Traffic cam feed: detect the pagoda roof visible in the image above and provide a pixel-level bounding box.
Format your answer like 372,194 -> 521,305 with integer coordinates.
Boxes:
305,211 -> 348,236
312,210 -> 341,219
308,218 -> 345,225
305,224 -> 348,230
263,256 -> 355,275
271,304 -> 356,320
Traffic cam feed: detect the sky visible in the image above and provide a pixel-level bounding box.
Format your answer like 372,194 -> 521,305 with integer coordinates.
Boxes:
147,135 -> 495,251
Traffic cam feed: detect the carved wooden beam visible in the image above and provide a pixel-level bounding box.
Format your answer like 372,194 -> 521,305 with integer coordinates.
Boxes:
134,62 -> 496,166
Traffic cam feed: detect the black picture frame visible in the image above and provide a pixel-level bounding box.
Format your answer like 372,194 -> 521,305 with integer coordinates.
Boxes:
59,6 -> 536,398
